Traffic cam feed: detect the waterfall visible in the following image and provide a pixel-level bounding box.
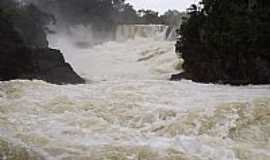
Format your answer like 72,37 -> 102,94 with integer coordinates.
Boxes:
115,24 -> 172,41
165,26 -> 178,41
48,24 -> 177,49
1,24 -> 268,160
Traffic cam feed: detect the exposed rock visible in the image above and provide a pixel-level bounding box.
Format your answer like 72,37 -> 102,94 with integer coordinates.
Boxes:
32,48 -> 85,84
9,4 -> 52,48
0,16 -> 85,84
0,15 -> 35,81
170,72 -> 186,81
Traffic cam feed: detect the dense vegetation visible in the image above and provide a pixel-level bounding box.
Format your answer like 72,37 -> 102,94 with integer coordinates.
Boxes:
173,0 -> 270,85
24,0 -> 185,28
20,0 -> 185,44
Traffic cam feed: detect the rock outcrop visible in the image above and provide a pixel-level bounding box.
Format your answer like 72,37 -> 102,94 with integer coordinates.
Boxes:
0,16 -> 34,81
32,48 -> 85,84
0,16 -> 85,84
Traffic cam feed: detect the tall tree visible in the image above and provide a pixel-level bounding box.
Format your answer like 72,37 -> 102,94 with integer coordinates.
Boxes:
174,0 -> 270,85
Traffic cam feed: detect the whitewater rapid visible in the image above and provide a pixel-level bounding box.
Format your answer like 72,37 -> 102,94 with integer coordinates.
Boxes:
0,25 -> 270,160
48,24 -> 180,81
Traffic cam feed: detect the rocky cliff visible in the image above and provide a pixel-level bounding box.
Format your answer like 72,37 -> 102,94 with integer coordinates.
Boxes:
0,16 -> 85,84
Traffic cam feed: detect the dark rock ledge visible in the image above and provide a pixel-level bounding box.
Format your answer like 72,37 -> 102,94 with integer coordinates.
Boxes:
0,16 -> 85,84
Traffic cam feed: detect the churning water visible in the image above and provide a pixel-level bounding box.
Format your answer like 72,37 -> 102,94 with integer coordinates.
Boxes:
0,25 -> 270,160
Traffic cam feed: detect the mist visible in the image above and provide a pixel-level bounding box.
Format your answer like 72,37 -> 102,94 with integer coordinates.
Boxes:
20,0 -> 185,47
1,0 -> 270,160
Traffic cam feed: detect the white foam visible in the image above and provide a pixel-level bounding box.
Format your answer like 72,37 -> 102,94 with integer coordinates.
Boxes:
0,25 -> 269,160
48,25 -> 181,81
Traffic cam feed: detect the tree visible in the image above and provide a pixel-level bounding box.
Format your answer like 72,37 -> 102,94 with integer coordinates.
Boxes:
174,0 -> 270,84
138,9 -> 163,24
160,10 -> 187,26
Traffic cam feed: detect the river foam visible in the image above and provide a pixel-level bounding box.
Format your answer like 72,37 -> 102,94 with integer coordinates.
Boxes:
0,25 -> 270,160
0,80 -> 269,160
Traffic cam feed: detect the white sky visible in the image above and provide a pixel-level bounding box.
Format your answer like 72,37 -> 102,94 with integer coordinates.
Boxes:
127,0 -> 199,13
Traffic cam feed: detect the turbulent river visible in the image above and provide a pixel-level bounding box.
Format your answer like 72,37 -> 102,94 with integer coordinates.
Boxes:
0,25 -> 270,160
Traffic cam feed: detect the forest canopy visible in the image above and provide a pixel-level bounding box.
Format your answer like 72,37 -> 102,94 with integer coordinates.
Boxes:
22,0 -> 186,28
174,0 -> 270,85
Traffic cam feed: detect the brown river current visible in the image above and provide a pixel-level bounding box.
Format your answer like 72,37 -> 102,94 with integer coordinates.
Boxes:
0,25 -> 270,160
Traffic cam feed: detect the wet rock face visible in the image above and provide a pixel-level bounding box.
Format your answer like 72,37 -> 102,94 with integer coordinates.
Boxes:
0,17 -> 85,84
32,48 -> 85,84
0,17 -> 35,81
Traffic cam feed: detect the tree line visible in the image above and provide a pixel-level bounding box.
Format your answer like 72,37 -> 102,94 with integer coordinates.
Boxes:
174,0 -> 270,85
23,0 -> 185,28
0,0 -> 186,47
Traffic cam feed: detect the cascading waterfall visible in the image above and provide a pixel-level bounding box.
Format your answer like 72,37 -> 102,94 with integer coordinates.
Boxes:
49,24 -> 175,49
115,24 -> 170,41
166,26 -> 178,41
0,24 -> 270,160
48,24 -> 181,81
115,24 -> 177,41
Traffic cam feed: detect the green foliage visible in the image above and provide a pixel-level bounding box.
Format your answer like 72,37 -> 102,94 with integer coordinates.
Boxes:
24,0 -> 184,27
113,2 -> 139,24
137,9 -> 163,24
176,0 -> 270,84
160,10 -> 187,26
25,0 -> 129,29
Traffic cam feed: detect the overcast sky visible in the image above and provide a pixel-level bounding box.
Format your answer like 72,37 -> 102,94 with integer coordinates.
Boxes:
127,0 -> 199,13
